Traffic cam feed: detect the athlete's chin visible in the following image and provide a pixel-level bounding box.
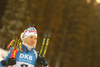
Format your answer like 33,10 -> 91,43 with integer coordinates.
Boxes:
30,44 -> 35,47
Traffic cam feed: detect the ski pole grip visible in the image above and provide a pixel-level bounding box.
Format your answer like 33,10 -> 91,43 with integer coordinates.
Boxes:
11,49 -> 17,58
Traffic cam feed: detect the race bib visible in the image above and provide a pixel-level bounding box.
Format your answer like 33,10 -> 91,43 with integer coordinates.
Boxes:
13,62 -> 34,67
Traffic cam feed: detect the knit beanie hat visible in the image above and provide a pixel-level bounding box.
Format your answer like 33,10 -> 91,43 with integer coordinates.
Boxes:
23,27 -> 37,39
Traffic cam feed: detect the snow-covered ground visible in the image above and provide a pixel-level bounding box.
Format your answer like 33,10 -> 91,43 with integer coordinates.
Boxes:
0,48 -> 8,61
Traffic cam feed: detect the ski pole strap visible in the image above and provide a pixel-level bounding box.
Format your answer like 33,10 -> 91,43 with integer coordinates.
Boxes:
13,37 -> 17,49
7,39 -> 15,48
19,43 -> 23,52
16,39 -> 20,50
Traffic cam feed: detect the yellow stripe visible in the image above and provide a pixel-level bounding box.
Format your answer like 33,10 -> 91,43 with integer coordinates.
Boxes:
43,39 -> 49,57
39,38 -> 46,57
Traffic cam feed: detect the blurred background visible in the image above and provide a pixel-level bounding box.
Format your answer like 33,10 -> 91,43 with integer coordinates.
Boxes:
0,0 -> 100,67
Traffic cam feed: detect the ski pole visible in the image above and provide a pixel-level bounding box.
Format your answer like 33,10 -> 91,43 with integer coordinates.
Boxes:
42,32 -> 51,57
35,32 -> 51,67
7,39 -> 15,49
39,32 -> 47,57
8,37 -> 20,67
18,39 -> 23,52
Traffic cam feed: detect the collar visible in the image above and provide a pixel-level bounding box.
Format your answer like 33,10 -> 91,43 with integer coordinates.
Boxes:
22,44 -> 34,52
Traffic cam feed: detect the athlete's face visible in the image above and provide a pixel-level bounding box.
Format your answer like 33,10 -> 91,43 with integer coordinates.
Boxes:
24,35 -> 37,47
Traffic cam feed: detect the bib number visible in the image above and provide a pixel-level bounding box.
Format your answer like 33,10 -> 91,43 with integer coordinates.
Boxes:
20,64 -> 28,67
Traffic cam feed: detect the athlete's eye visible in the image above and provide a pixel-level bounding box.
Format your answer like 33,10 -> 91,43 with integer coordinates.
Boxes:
34,38 -> 37,40
30,37 -> 33,39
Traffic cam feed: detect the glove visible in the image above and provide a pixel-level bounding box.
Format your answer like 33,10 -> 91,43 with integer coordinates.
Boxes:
1,60 -> 7,66
37,57 -> 46,65
44,63 -> 48,66
1,58 -> 16,66
7,58 -> 16,65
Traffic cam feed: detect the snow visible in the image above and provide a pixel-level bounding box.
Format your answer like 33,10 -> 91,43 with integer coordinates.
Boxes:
0,48 -> 8,61
0,56 -> 3,60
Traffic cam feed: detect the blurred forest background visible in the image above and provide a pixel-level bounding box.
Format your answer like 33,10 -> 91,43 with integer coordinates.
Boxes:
0,0 -> 100,67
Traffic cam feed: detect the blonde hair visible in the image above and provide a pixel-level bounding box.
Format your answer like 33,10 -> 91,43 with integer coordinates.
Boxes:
20,32 -> 24,41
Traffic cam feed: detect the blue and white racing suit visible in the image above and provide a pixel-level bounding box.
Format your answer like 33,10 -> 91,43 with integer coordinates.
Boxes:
0,45 -> 47,67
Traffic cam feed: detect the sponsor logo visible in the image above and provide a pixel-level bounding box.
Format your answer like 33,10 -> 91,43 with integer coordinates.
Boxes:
20,53 -> 32,60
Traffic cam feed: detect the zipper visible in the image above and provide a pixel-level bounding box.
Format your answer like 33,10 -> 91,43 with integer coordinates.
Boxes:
26,49 -> 28,53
